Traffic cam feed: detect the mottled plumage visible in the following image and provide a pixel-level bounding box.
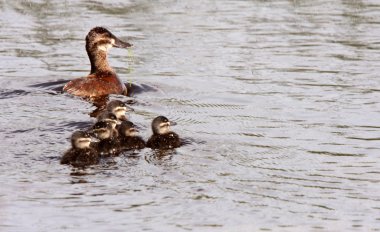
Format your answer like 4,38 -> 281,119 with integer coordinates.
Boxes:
61,131 -> 99,167
117,121 -> 145,150
146,132 -> 181,149
91,121 -> 120,156
146,116 -> 181,149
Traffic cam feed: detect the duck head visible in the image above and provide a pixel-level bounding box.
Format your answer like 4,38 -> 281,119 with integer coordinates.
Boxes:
86,27 -> 132,52
71,131 -> 92,149
119,121 -> 139,137
86,27 -> 132,73
151,116 -> 174,135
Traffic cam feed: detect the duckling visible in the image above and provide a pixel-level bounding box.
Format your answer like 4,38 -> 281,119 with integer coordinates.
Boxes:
146,116 -> 181,149
61,131 -> 99,167
106,100 -> 133,122
63,27 -> 132,98
96,111 -> 119,137
91,121 -> 120,156
117,121 -> 145,151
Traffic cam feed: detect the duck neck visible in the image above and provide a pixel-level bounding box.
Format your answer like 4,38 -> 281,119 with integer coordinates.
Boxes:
87,50 -> 113,74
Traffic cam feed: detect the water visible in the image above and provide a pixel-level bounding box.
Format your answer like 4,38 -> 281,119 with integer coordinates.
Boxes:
1,0 -> 380,231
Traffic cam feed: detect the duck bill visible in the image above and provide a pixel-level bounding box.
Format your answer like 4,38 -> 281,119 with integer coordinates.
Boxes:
113,37 -> 132,48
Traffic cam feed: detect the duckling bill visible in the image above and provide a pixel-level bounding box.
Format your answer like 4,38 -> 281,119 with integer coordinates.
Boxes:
63,27 -> 132,99
147,116 -> 181,149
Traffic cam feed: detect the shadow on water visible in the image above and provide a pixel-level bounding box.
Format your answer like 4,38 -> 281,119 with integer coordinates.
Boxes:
28,80 -> 158,97
67,152 -> 148,180
59,120 -> 95,130
144,149 -> 176,165
0,89 -> 31,99
27,80 -> 159,117
28,79 -> 68,92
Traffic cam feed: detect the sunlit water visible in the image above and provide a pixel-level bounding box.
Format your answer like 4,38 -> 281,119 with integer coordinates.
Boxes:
1,0 -> 380,231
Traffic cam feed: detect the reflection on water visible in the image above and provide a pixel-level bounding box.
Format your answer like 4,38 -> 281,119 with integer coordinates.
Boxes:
0,0 -> 380,231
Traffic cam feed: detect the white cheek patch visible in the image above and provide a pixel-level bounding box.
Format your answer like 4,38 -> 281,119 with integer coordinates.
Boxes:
126,129 -> 138,137
94,129 -> 111,140
98,130 -> 111,140
130,131 -> 138,137
158,124 -> 170,134
111,121 -> 117,129
113,107 -> 127,119
104,119 -> 117,129
98,43 -> 112,52
75,140 -> 91,149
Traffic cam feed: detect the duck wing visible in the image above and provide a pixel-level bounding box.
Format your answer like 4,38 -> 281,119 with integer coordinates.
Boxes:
63,75 -> 126,98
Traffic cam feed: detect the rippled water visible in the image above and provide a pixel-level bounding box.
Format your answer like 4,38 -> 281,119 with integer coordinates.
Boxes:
1,0 -> 380,231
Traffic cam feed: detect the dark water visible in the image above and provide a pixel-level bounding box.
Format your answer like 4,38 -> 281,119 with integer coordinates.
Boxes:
1,0 -> 380,231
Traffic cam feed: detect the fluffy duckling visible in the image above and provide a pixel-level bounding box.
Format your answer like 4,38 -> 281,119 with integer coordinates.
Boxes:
106,100 -> 133,122
61,131 -> 99,167
117,120 -> 145,151
97,111 -> 119,137
91,121 -> 119,156
146,116 -> 181,149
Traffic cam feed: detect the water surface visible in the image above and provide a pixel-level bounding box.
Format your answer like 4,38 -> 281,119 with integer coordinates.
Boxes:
0,0 -> 380,231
